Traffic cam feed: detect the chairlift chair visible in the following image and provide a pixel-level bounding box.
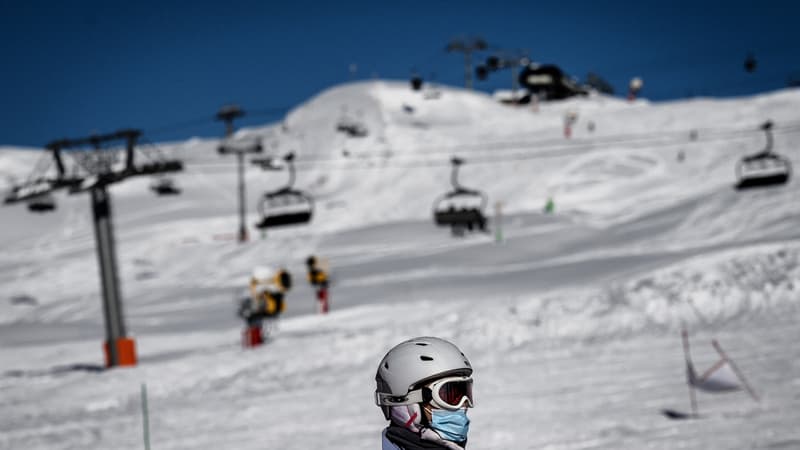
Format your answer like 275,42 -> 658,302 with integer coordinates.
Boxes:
27,193 -> 56,212
150,177 -> 181,196
336,120 -> 369,138
254,152 -> 314,229
735,121 -> 792,190
335,108 -> 368,138
432,157 -> 488,232
410,75 -> 423,91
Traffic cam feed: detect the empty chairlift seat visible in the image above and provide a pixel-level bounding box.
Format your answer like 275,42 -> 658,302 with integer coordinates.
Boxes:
27,193 -> 56,212
253,152 -> 314,229
256,189 -> 314,228
150,177 -> 181,196
335,118 -> 369,138
735,121 -> 792,190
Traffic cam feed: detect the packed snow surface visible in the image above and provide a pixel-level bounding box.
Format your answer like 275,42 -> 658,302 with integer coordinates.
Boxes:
1,81 -> 799,449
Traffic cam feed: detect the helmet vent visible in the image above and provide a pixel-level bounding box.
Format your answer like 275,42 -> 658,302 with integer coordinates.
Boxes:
420,355 -> 434,361
384,362 -> 389,369
415,343 -> 428,346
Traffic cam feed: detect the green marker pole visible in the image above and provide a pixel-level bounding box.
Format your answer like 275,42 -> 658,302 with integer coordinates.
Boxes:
141,383 -> 151,450
494,201 -> 503,243
545,197 -> 554,214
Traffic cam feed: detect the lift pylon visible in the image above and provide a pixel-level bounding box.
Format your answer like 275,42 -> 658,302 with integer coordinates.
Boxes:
4,129 -> 183,368
216,105 -> 262,242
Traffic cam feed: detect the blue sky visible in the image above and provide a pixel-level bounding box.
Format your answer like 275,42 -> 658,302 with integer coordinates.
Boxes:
1,0 -> 798,147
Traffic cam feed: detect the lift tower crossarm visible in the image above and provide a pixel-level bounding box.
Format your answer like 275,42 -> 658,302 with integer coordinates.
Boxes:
446,36 -> 488,90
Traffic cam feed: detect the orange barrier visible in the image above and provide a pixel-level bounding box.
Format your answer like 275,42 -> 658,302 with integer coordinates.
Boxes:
103,337 -> 137,367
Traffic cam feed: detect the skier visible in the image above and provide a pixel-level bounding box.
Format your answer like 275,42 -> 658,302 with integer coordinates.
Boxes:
305,255 -> 330,314
563,111 -> 578,138
375,337 -> 474,450
238,266 -> 292,346
628,77 -> 643,101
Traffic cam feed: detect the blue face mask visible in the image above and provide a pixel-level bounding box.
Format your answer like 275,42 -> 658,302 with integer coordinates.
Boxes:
430,409 -> 470,443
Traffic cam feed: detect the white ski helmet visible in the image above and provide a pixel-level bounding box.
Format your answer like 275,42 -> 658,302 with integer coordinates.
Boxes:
251,266 -> 276,283
375,336 -> 472,419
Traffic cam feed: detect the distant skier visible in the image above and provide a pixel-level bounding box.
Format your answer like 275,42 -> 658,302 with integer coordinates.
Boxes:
375,336 -> 474,450
305,255 -> 330,314
563,111 -> 578,138
238,266 -> 292,346
628,77 -> 643,101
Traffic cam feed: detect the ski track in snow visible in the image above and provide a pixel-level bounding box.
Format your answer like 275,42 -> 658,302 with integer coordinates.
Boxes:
1,81 -> 799,449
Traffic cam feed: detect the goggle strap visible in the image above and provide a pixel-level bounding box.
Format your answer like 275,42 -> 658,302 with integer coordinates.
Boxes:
422,386 -> 433,403
375,389 -> 426,406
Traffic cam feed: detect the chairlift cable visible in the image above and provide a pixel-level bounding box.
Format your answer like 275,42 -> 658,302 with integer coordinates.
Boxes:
142,103 -> 291,139
182,124 -> 800,174
283,125 -> 800,171
139,137 -> 171,162
182,123 -> 800,174
144,116 -> 217,138
245,106 -> 292,119
24,153 -> 55,185
291,121 -> 800,162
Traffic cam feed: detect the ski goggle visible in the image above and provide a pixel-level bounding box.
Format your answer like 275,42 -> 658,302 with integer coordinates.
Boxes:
375,375 -> 474,410
426,375 -> 474,410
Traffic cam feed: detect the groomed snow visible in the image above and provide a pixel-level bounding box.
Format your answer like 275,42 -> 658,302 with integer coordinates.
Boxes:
1,81 -> 799,449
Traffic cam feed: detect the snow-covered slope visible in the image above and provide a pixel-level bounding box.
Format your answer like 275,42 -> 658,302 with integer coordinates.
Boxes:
1,81 -> 799,449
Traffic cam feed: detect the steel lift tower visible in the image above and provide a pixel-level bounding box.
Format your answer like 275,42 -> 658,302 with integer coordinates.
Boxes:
215,105 -> 262,243
4,130 -> 182,367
